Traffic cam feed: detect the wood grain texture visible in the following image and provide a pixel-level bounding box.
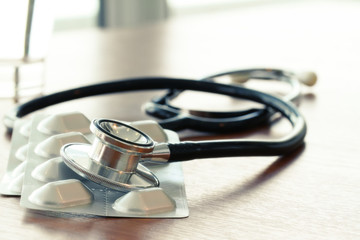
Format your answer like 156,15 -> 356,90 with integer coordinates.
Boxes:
1,1 -> 360,239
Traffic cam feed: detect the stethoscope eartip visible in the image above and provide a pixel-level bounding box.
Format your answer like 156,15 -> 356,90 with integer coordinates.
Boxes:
297,71 -> 317,86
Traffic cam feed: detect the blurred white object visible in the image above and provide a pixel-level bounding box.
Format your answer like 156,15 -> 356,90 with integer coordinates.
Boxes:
0,0 -> 53,101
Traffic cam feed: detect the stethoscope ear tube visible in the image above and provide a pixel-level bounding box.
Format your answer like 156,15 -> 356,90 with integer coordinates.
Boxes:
144,101 -> 272,132
144,68 -> 310,133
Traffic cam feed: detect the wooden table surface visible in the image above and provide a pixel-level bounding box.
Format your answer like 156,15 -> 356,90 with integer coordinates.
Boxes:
1,1 -> 360,239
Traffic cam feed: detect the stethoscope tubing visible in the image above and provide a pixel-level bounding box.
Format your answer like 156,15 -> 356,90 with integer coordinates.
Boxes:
5,77 -> 306,161
144,68 -> 301,132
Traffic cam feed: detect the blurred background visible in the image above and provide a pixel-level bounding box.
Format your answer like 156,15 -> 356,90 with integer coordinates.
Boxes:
53,0 -> 290,30
1,0 -> 359,101
3,0 -> 313,100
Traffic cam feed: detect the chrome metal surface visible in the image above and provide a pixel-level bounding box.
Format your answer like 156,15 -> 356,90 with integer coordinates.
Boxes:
89,137 -> 140,172
142,143 -> 170,163
90,119 -> 155,153
60,119 -> 171,191
88,119 -> 156,173
61,143 -> 160,191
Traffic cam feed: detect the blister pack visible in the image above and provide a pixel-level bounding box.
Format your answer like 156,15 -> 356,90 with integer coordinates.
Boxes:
0,112 -> 93,196
0,119 -> 31,195
1,112 -> 189,218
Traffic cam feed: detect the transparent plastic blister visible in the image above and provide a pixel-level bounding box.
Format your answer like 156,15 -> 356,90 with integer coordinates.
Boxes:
1,112 -> 94,196
0,119 -> 31,195
17,112 -> 188,218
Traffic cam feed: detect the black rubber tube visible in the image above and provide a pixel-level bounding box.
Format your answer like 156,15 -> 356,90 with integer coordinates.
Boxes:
145,68 -> 300,132
11,77 -> 306,161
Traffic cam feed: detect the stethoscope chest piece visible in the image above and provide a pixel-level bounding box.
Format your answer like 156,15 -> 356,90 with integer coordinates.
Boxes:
61,119 -> 160,191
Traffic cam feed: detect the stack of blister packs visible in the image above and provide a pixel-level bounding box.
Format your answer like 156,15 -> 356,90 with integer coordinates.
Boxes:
0,112 -> 189,218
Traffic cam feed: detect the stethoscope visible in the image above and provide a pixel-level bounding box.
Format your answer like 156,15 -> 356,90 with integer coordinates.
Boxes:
3,68 -> 316,191
144,68 -> 316,131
